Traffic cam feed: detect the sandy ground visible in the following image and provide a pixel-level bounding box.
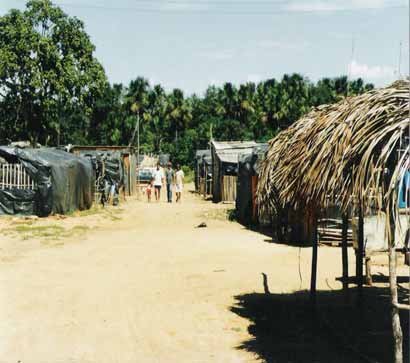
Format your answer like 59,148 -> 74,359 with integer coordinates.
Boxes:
0,184 -> 408,363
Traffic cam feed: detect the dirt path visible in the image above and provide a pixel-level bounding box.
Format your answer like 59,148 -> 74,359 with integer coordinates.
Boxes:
0,185 -> 407,363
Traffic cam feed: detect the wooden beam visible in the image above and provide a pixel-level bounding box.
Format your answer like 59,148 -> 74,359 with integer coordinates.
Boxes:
393,303 -> 410,311
356,206 -> 364,291
388,211 -> 403,363
341,213 -> 349,297
365,256 -> 373,286
310,217 -> 318,308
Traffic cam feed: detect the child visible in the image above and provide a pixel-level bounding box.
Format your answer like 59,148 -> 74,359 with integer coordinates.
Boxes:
146,178 -> 153,203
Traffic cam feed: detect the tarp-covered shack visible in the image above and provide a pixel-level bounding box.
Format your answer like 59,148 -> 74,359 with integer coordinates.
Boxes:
68,145 -> 137,197
0,147 -> 94,216
194,149 -> 211,192
211,141 -> 258,203
236,144 -> 268,225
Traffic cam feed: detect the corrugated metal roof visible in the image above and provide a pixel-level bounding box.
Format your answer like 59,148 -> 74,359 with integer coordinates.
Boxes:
211,140 -> 258,151
195,149 -> 211,159
217,148 -> 255,163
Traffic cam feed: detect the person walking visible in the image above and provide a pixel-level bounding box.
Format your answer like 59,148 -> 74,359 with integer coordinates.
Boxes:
152,163 -> 164,202
175,164 -> 185,203
165,162 -> 175,203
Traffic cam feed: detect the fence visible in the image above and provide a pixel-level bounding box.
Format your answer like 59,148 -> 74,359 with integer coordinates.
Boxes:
0,163 -> 35,190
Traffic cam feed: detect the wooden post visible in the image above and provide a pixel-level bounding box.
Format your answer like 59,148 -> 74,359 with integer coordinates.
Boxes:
365,256 -> 373,286
388,210 -> 403,363
341,213 -> 349,297
310,217 -> 318,308
356,206 -> 364,291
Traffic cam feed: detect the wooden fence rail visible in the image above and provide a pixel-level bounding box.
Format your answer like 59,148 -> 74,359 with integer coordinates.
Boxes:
0,163 -> 35,190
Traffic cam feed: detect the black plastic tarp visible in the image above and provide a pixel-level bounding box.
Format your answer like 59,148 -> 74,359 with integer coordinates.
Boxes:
195,150 -> 211,190
159,154 -> 170,167
77,150 -> 124,205
0,147 -> 94,216
236,144 -> 268,225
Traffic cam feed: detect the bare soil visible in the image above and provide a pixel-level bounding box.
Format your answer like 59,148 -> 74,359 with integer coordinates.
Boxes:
0,184 -> 408,363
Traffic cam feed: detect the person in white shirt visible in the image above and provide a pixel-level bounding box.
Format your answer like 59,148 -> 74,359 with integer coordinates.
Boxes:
152,163 -> 164,202
175,164 -> 185,203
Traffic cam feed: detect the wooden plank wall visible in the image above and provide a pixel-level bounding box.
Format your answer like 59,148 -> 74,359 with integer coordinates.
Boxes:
222,176 -> 237,202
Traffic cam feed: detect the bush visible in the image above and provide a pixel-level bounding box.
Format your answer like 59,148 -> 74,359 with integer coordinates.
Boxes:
182,166 -> 194,183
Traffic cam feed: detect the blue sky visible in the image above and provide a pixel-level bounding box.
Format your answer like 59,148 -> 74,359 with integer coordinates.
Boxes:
1,0 -> 409,95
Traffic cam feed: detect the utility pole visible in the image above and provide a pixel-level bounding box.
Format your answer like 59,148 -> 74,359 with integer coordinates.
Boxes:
136,113 -> 140,199
129,113 -> 141,199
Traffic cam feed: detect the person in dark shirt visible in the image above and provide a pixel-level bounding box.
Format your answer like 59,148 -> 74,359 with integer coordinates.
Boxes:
165,162 -> 175,203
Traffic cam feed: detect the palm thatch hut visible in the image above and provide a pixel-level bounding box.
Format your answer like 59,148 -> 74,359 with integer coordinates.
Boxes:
257,80 -> 409,363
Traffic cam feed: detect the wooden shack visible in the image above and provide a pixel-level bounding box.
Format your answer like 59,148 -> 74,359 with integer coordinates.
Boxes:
211,141 -> 257,203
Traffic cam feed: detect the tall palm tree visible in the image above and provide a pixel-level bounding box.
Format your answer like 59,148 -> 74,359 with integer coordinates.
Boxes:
166,88 -> 192,143
147,84 -> 168,152
124,77 -> 150,146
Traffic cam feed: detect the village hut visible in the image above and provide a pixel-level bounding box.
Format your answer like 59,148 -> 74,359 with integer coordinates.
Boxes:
257,80 -> 410,363
0,147 -> 94,216
68,145 -> 137,198
236,143 -> 269,225
211,140 -> 258,203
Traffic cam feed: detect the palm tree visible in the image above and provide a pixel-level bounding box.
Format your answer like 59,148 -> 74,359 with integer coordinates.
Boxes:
166,88 -> 192,143
147,84 -> 168,152
124,77 -> 150,146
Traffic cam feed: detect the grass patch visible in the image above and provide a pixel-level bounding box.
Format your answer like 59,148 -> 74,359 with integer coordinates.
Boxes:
182,166 -> 194,183
4,224 -> 90,242
102,207 -> 123,221
67,206 -> 102,218
200,207 -> 236,221
5,224 -> 65,240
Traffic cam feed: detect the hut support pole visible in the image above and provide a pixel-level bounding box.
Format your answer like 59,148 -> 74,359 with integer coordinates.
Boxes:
388,212 -> 403,363
341,213 -> 349,298
310,218 -> 318,308
356,207 -> 364,291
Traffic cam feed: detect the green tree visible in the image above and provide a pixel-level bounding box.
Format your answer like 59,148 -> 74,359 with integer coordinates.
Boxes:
166,88 -> 192,142
124,77 -> 150,147
0,0 -> 107,145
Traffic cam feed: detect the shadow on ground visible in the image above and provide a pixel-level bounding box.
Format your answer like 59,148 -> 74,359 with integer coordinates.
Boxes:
231,285 -> 409,363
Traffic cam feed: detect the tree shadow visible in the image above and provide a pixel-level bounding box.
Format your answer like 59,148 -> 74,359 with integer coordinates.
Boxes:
262,237 -> 311,248
231,285 -> 409,363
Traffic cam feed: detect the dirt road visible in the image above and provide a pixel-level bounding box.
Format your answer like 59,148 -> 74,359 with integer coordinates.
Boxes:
0,185 -> 407,363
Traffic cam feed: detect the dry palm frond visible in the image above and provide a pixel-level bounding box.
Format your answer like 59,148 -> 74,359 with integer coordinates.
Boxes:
257,80 -> 410,245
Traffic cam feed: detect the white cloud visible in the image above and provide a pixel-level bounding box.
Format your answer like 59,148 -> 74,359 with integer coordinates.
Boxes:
286,0 -> 403,13
246,74 -> 262,83
257,40 -> 309,50
349,60 -> 395,79
157,1 -> 209,12
197,49 -> 234,61
209,79 -> 224,87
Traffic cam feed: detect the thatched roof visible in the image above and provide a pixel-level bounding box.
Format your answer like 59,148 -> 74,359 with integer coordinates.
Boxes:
257,80 -> 409,235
